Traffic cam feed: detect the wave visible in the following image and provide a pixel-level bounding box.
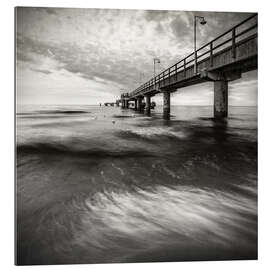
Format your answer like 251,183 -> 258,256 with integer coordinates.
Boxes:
16,142 -> 156,158
17,110 -> 90,115
46,110 -> 90,114
17,184 -> 257,264
112,115 -> 135,119
118,127 -> 186,140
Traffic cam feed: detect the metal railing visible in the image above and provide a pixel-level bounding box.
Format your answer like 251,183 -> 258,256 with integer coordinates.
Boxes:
129,13 -> 257,97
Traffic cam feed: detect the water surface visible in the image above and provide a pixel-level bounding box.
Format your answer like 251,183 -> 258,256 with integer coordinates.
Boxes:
16,105 -> 257,265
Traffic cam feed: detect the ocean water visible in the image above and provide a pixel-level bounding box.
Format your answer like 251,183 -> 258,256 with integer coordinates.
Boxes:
16,104 -> 257,265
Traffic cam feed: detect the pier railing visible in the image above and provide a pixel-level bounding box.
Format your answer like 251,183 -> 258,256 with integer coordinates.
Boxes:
129,13 -> 257,97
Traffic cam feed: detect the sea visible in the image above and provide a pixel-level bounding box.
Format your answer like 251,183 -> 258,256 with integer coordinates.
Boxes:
16,104 -> 257,265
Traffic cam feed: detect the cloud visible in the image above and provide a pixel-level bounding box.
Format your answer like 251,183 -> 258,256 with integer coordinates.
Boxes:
44,8 -> 58,15
30,68 -> 52,75
16,7 -> 257,105
144,10 -> 171,22
170,17 -> 190,42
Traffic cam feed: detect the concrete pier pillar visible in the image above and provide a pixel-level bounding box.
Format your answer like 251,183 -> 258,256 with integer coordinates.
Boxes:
134,99 -> 138,110
145,95 -> 151,116
126,100 -> 129,109
121,99 -> 124,109
163,91 -> 170,120
214,80 -> 228,118
137,97 -> 143,111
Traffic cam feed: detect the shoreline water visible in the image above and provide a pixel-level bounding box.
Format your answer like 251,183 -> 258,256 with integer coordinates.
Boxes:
16,105 -> 257,265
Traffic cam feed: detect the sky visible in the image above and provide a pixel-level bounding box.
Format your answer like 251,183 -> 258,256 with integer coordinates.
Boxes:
16,7 -> 257,106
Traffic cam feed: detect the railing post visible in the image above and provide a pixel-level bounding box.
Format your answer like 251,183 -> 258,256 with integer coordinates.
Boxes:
210,42 -> 213,67
194,51 -> 197,74
232,28 -> 236,59
168,68 -> 171,84
175,64 -> 177,81
163,72 -> 165,86
184,58 -> 186,78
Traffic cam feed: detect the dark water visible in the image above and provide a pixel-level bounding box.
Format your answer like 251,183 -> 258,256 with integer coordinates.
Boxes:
16,105 -> 257,265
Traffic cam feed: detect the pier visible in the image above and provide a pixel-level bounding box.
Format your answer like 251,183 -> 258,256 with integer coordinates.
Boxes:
119,14 -> 257,119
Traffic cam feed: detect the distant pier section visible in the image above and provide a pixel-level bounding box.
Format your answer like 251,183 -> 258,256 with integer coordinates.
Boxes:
118,14 -> 257,119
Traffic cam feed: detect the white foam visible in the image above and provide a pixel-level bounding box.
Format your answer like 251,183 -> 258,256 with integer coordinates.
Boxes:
126,127 -> 186,139
79,185 -> 257,252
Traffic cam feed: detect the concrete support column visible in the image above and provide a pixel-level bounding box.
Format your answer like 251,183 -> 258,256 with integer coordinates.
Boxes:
121,99 -> 124,109
137,97 -> 143,111
126,100 -> 129,109
163,91 -> 170,120
134,99 -> 138,110
145,95 -> 151,115
214,80 -> 228,118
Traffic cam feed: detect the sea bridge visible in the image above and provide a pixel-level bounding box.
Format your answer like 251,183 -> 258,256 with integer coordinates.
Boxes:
119,14 -> 258,119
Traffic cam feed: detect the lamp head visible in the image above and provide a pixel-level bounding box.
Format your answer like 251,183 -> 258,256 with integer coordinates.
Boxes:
200,18 -> 207,25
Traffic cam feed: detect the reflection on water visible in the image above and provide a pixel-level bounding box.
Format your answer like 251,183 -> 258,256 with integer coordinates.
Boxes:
16,105 -> 257,265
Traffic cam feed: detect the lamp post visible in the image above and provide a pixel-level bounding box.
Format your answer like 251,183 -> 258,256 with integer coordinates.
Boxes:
139,72 -> 145,84
153,58 -> 160,89
153,58 -> 160,77
194,15 -> 207,74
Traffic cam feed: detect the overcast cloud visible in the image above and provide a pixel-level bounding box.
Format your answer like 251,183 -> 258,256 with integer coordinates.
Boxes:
16,7 -> 257,105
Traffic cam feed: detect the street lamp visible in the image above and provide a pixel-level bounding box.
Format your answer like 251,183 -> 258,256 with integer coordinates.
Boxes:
153,58 -> 160,78
194,15 -> 207,74
153,58 -> 160,89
